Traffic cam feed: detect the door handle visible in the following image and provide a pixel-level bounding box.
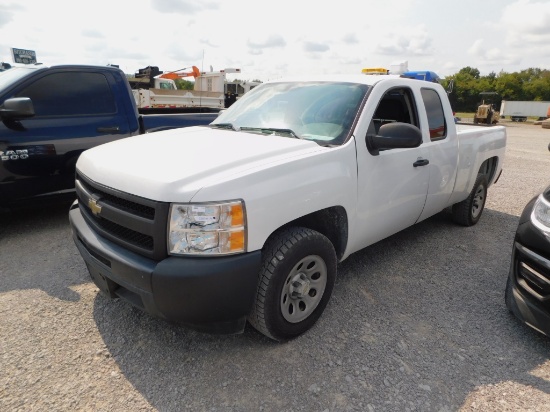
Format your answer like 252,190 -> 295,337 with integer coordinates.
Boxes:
97,126 -> 120,133
413,158 -> 429,167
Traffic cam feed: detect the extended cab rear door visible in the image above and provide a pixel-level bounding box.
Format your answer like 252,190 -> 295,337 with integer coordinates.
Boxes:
0,67 -> 135,202
415,86 -> 459,222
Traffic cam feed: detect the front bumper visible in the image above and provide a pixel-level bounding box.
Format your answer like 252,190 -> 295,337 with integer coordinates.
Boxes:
506,212 -> 550,337
69,206 -> 261,335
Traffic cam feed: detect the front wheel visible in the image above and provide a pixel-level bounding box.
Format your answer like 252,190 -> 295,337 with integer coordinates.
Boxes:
248,227 -> 337,341
451,174 -> 488,226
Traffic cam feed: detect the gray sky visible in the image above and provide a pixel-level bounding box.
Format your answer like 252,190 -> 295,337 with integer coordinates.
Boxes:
1,0 -> 549,81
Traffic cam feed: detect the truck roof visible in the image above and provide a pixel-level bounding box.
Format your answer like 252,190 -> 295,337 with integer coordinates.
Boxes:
263,74 -> 434,88
1,64 -> 126,80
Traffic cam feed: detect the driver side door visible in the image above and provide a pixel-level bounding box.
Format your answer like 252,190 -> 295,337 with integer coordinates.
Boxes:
353,85 -> 430,250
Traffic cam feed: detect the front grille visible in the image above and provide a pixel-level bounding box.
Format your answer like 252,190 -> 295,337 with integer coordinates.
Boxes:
515,242 -> 550,302
78,176 -> 155,219
93,215 -> 154,251
76,171 -> 170,260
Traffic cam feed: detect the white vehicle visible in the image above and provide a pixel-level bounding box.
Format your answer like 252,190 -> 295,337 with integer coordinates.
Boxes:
225,80 -> 262,97
129,66 -> 242,112
69,73 -> 507,341
500,100 -> 550,122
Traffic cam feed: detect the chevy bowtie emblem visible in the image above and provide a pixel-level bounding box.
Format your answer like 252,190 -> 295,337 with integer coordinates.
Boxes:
88,198 -> 102,215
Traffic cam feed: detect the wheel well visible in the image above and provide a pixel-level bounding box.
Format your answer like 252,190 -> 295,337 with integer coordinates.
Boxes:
478,156 -> 499,184
275,206 -> 348,261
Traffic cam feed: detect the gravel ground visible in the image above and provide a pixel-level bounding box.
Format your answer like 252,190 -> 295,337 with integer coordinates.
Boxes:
1,121 -> 549,411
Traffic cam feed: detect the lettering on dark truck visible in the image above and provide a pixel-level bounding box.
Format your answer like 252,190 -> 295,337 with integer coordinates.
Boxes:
69,73 -> 507,341
0,65 -> 219,207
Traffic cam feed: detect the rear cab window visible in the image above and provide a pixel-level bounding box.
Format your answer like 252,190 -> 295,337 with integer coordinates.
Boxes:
420,88 -> 446,141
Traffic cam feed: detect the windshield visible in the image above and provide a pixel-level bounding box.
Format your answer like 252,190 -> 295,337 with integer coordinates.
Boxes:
212,81 -> 369,146
0,67 -> 38,96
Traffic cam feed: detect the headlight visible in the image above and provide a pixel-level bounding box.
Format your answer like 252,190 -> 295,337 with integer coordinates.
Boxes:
531,194 -> 550,237
168,200 -> 246,255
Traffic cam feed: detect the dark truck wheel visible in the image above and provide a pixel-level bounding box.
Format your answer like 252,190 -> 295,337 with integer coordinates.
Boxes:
248,227 -> 337,341
452,174 -> 488,226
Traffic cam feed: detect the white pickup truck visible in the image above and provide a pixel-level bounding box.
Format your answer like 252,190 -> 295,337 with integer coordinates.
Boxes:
69,74 -> 507,341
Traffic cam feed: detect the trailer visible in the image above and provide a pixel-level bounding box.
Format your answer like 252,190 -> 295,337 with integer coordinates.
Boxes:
500,100 -> 550,122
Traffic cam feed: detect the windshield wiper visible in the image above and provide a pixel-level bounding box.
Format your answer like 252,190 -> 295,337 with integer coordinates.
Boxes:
210,123 -> 240,131
240,127 -> 301,139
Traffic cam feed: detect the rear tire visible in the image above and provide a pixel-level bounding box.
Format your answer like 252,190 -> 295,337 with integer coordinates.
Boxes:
248,227 -> 337,341
452,174 -> 488,226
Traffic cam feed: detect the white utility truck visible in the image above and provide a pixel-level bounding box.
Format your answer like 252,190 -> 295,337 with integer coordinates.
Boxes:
69,73 -> 507,341
129,65 -> 242,112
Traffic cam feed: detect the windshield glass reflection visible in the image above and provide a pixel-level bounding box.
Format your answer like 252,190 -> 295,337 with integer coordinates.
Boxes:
212,81 -> 369,146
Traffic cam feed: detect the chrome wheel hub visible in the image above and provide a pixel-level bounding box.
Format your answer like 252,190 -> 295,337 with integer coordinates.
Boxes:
280,255 -> 327,323
472,185 -> 486,218
289,273 -> 311,298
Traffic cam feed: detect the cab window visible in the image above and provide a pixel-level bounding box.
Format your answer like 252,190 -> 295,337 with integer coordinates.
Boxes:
421,88 -> 446,140
371,87 -> 419,135
15,72 -> 116,116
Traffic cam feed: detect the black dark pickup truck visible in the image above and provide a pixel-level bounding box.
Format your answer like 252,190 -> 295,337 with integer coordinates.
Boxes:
0,64 -> 219,208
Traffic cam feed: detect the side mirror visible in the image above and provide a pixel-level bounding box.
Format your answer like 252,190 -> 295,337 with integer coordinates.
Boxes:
0,97 -> 35,120
367,122 -> 423,155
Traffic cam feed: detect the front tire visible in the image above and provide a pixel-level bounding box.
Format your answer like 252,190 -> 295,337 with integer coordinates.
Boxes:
248,227 -> 337,341
452,174 -> 488,226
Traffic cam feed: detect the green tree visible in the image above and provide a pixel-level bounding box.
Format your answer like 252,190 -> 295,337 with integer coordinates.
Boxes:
448,67 -> 484,111
446,67 -> 550,111
494,71 -> 523,100
457,67 -> 480,79
174,79 -> 194,90
520,68 -> 550,100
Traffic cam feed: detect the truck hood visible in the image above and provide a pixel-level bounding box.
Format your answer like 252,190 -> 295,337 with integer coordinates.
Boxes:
77,126 -> 325,202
